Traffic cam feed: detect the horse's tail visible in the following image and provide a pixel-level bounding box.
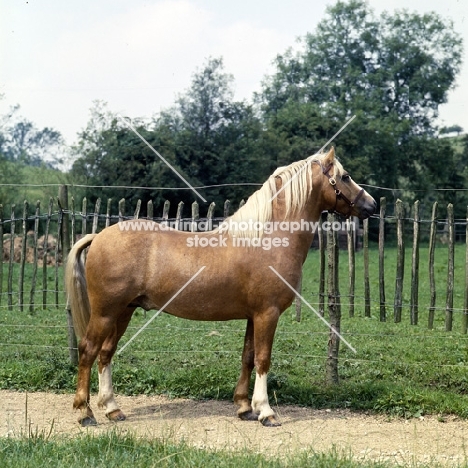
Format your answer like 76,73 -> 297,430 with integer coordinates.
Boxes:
65,234 -> 97,339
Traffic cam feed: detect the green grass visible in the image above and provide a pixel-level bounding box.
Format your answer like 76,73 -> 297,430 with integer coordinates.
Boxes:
1,242 -> 468,421
0,430 -> 420,468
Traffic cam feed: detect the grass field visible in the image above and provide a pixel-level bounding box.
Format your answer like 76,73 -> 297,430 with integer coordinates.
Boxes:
1,242 -> 468,466
0,430 -> 404,468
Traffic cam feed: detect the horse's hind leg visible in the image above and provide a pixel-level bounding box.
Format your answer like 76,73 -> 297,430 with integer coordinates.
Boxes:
97,307 -> 134,422
73,314 -> 117,426
234,319 -> 258,421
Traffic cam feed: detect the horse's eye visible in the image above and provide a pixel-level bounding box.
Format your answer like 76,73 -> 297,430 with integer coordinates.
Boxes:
342,174 -> 351,182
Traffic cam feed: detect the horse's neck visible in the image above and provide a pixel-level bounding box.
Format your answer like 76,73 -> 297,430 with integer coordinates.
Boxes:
269,206 -> 322,262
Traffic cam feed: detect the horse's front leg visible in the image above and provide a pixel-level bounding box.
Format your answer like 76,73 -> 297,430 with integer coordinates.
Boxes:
251,307 -> 281,427
234,319 -> 258,421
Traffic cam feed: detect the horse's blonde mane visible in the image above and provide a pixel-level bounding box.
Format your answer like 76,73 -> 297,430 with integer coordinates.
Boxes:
219,151 -> 344,238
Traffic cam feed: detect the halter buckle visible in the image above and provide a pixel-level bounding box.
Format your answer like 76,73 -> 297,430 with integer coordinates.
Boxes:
329,177 -> 336,186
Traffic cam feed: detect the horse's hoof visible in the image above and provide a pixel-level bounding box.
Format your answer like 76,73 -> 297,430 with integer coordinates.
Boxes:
260,415 -> 281,427
107,409 -> 126,422
238,410 -> 259,421
79,416 -> 98,427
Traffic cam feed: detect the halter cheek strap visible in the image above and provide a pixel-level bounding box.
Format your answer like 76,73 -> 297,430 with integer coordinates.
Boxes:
317,162 -> 365,218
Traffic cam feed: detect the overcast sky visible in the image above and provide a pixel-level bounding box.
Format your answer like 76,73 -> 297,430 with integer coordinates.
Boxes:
1,0 -> 467,146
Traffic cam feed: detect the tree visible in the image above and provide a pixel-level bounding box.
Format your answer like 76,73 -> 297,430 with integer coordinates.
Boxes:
70,101 -> 187,211
440,125 -> 464,136
258,0 -> 463,208
154,57 -> 271,210
71,75 -> 269,215
0,104 -> 66,169
0,101 -> 69,205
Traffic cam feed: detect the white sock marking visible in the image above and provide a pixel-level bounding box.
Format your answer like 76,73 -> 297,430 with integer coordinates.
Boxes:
251,372 -> 275,420
97,364 -> 120,414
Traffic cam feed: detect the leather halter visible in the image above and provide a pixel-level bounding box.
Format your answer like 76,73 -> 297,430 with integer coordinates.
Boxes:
314,161 -> 365,218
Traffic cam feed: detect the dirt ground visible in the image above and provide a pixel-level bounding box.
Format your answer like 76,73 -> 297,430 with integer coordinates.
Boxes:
2,390 -> 468,466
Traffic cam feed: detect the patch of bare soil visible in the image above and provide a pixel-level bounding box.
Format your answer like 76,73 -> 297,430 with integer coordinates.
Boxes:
1,390 -> 468,466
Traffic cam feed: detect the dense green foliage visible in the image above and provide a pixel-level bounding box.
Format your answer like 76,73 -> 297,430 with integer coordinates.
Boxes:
69,77 -> 271,215
61,0 -> 465,219
258,0 -> 464,214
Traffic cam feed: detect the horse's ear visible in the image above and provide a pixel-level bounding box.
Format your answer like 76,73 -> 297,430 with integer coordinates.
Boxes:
322,146 -> 335,166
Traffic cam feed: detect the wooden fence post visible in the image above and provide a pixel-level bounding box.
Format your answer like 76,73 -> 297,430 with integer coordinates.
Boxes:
8,205 -> 15,310
191,201 -> 199,232
206,202 -> 216,229
92,198 -> 101,233
60,186 -> 78,365
70,197 -> 76,245
42,198 -> 53,309
162,200 -> 170,221
445,203 -> 454,332
224,200 -> 230,218
29,201 -> 40,312
105,198 -> 112,228
347,218 -> 355,317
318,217 -> 325,317
55,199 -> 63,308
394,199 -> 405,323
410,200 -> 420,325
379,197 -> 386,321
428,201 -> 438,329
82,197 -> 88,234
326,213 -> 340,385
18,201 -> 28,311
363,218 -> 370,317
59,186 -> 71,256
118,198 -> 125,223
176,201 -> 184,230
147,200 -> 153,220
134,199 -> 141,219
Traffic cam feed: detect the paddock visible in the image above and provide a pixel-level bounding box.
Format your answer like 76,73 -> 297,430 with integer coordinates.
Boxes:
2,390 -> 467,466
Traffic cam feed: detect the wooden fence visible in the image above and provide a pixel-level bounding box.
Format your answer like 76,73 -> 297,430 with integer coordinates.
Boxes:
2,187 -> 468,379
0,190 -> 465,322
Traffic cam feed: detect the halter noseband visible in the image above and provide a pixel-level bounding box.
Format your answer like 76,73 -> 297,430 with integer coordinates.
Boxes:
315,161 -> 365,218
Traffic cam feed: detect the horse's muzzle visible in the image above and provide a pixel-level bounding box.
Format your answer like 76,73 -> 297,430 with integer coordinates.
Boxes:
358,197 -> 377,219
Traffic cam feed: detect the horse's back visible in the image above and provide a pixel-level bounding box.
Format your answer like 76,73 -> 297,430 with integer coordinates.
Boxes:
83,221 -> 256,319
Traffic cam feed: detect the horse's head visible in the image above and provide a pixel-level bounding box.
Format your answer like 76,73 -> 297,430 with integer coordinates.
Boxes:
314,147 -> 376,220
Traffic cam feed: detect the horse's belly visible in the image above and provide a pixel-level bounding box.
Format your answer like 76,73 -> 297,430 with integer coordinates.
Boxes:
164,305 -> 249,322
131,292 -> 249,320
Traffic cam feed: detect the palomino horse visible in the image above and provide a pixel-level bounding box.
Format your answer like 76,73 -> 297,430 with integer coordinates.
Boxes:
66,147 -> 376,427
